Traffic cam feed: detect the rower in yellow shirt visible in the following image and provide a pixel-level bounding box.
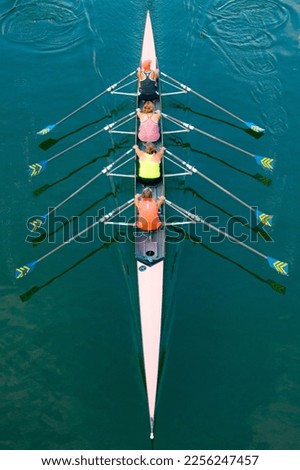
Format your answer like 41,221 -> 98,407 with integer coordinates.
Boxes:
133,143 -> 165,184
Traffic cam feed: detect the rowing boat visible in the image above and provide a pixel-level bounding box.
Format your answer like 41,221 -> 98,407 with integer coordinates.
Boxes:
15,10 -> 289,441
135,12 -> 164,440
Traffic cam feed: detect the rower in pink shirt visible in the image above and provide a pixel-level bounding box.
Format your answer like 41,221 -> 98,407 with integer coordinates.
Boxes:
137,101 -> 161,143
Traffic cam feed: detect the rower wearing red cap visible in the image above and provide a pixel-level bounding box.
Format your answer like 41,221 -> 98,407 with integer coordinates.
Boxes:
137,59 -> 159,101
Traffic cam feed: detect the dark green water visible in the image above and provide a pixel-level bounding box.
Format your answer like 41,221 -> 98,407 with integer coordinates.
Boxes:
0,0 -> 299,450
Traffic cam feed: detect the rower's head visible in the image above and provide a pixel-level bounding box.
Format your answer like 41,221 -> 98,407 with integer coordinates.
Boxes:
143,101 -> 154,113
142,60 -> 152,71
142,187 -> 153,198
145,143 -> 157,154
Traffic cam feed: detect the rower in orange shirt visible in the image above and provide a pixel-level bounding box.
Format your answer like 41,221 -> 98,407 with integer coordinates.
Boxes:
135,187 -> 165,231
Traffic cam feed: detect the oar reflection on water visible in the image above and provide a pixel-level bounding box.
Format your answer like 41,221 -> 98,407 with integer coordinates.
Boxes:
29,192 -> 115,246
166,136 -> 273,187
20,241 -> 111,302
170,226 -> 286,295
33,138 -> 130,196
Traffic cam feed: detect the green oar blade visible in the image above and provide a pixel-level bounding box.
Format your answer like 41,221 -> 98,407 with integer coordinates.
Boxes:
244,121 -> 265,133
36,124 -> 56,135
255,155 -> 275,171
28,215 -> 48,232
15,261 -> 37,279
267,257 -> 289,276
28,161 -> 47,177
255,210 -> 273,227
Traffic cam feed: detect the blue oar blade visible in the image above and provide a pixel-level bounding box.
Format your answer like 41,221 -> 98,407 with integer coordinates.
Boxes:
267,257 -> 289,276
255,209 -> 273,227
255,155 -> 275,171
28,161 -> 47,177
15,261 -> 37,279
28,214 -> 48,232
36,124 -> 56,135
244,121 -> 265,133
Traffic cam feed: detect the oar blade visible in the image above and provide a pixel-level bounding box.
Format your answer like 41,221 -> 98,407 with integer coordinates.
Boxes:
255,155 -> 275,171
15,261 -> 37,279
244,121 -> 265,134
28,161 -> 47,177
255,210 -> 273,227
28,214 -> 48,232
36,124 -> 56,135
267,257 -> 288,276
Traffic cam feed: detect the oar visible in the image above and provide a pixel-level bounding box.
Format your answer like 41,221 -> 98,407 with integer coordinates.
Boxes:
165,149 -> 273,227
161,72 -> 265,134
28,149 -> 135,232
15,199 -> 135,279
165,200 -> 288,276
162,113 -> 275,171
29,112 -> 135,176
36,71 -> 137,135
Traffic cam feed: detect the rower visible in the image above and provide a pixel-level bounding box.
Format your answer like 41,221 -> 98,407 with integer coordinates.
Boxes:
133,143 -> 165,185
137,60 -> 159,102
137,101 -> 161,143
135,188 -> 165,231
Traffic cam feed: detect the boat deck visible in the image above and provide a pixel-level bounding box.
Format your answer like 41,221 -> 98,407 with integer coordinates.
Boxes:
135,25 -> 165,266
135,92 -> 165,267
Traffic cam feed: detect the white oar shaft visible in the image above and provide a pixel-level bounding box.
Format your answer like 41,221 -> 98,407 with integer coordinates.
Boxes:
194,125 -> 253,157
55,70 -> 136,126
165,150 -> 253,211
161,72 -> 245,123
36,199 -> 135,264
162,113 -> 253,158
47,129 -> 105,163
165,199 -> 267,260
47,112 -> 135,163
56,90 -> 107,126
48,149 -> 134,216
200,216 -> 266,259
191,91 -> 244,123
194,169 -> 252,209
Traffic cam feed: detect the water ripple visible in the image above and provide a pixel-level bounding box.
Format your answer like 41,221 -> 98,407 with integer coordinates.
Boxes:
0,1 -> 88,52
250,78 -> 289,136
261,105 -> 289,137
205,0 -> 290,78
209,18 -> 274,49
213,0 -> 289,30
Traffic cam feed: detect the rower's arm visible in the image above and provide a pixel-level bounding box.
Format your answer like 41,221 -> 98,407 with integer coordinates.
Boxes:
157,195 -> 165,209
151,69 -> 159,80
156,146 -> 165,160
154,110 -> 161,121
133,145 -> 144,158
135,194 -> 141,207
